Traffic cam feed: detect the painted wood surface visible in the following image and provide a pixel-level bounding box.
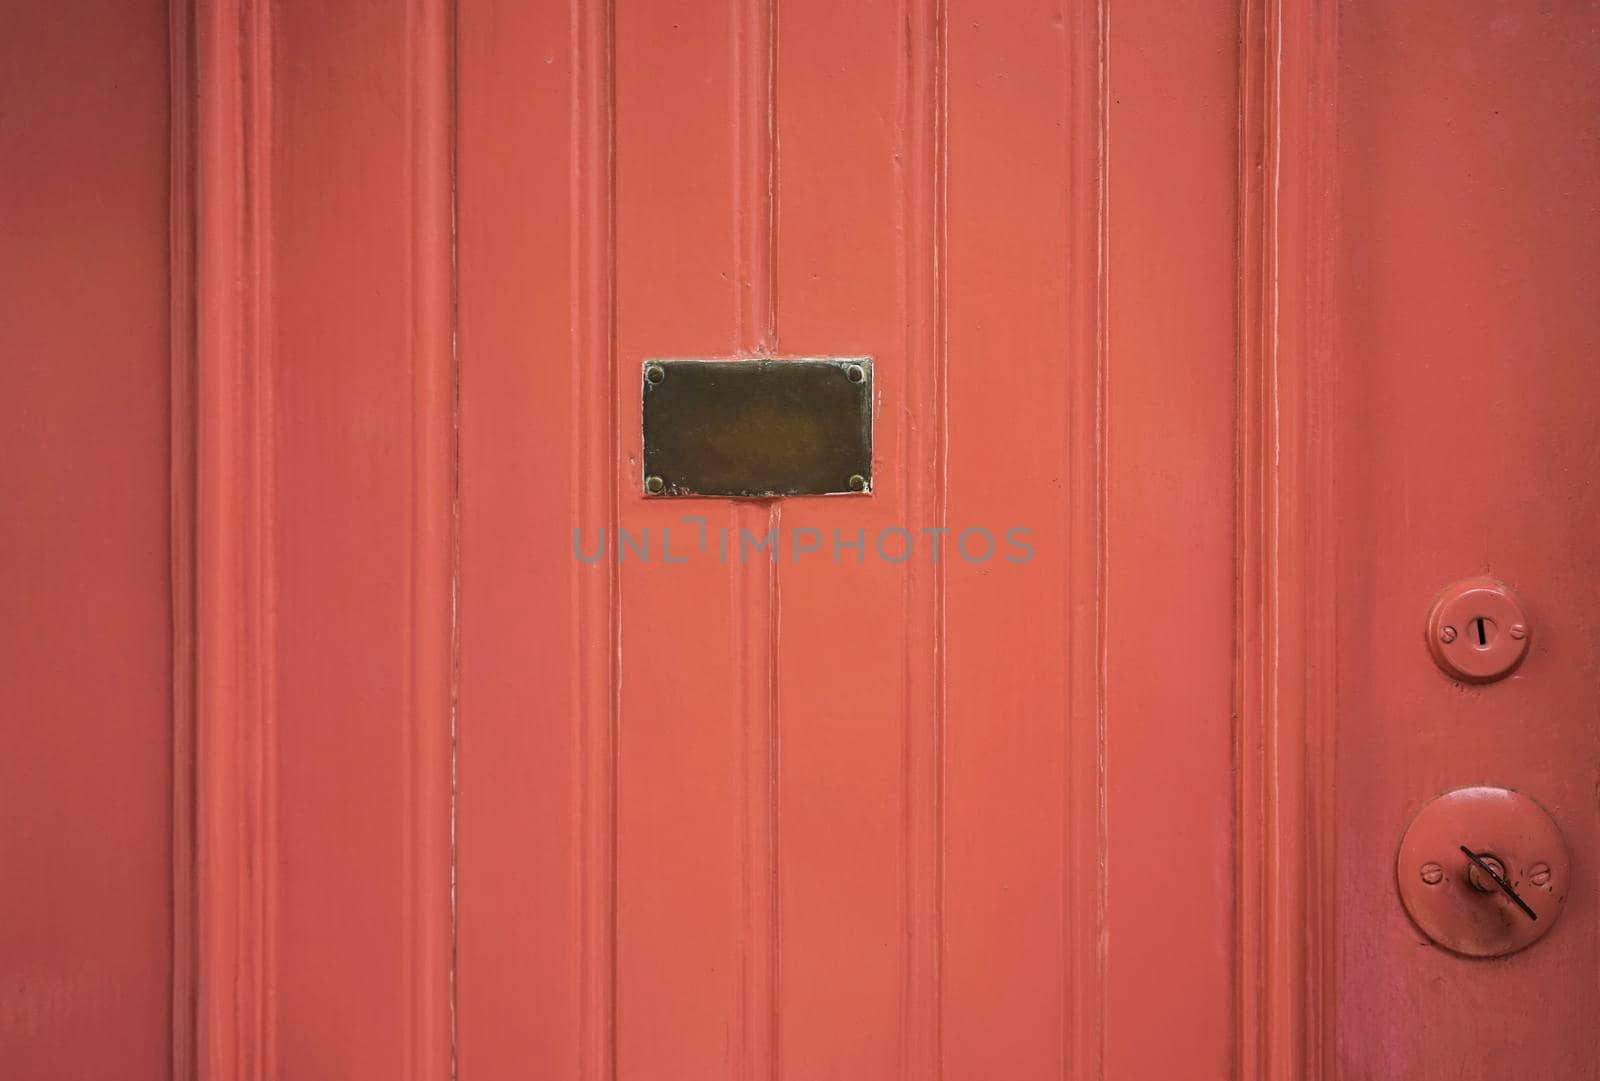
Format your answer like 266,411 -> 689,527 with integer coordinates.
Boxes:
2,1 -> 1598,1079
1,3 -> 175,1077
1329,4 -> 1600,1075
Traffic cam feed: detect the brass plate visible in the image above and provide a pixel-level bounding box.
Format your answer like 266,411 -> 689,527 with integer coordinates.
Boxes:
641,358 -> 873,498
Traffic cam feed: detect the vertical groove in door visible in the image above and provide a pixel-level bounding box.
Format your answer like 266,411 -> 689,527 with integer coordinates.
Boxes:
1234,2 -> 1273,1078
573,0 -> 618,1077
1065,2 -> 1110,1078
401,0 -> 459,1078
735,1 -> 780,1076
1095,3 -> 1111,1075
169,0 -> 198,1076
1094,8 -> 1111,1075
900,0 -> 945,1076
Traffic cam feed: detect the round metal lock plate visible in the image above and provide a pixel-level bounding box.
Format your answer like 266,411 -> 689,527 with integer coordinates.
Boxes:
1397,786 -> 1568,957
1426,577 -> 1530,683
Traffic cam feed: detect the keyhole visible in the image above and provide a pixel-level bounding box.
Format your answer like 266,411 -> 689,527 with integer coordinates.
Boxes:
1470,616 -> 1497,649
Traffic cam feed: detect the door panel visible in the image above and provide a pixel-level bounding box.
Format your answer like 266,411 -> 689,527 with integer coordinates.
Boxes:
941,6 -> 1076,1074
450,0 -> 1245,1076
612,1 -> 753,1075
455,0 -> 591,1075
773,2 -> 910,1076
447,1 -> 1600,1079
1100,3 -> 1240,1075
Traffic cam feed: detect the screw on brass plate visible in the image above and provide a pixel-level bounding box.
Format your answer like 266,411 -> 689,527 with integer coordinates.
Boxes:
845,364 -> 865,384
1419,862 -> 1445,885
644,475 -> 665,494
848,474 -> 867,492
1509,623 -> 1528,640
1528,862 -> 1552,887
1439,625 -> 1458,644
645,364 -> 665,385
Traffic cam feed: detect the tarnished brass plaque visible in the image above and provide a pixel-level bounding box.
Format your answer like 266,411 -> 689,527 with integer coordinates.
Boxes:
641,358 -> 873,498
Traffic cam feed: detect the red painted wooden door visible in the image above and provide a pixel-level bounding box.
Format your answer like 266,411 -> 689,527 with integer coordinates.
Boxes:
3,2 -> 1599,1080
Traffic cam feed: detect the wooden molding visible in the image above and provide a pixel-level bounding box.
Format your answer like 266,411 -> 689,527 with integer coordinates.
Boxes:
191,1 -> 276,1078
181,2 -> 459,1078
169,0 -> 198,1076
400,1 -> 458,1078
1235,2 -> 1341,1079
572,1 -> 617,1078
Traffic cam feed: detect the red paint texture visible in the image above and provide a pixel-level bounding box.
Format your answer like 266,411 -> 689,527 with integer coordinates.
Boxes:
3,2 -> 1598,1079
